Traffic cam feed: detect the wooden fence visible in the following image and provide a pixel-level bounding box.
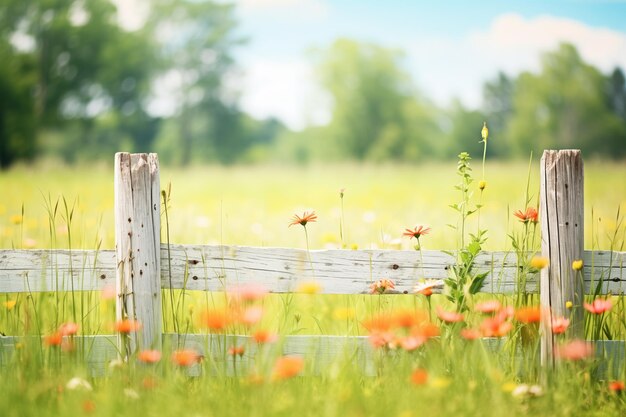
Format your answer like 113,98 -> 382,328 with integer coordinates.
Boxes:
1,150 -> 625,375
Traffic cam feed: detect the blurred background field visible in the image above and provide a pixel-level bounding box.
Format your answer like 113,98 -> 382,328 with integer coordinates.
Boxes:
1,159 -> 624,251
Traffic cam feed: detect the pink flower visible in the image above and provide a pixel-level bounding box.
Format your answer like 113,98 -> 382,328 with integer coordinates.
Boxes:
369,279 -> 395,294
436,307 -> 464,323
474,300 -> 502,314
584,299 -> 612,314
551,317 -> 570,334
556,340 -> 594,361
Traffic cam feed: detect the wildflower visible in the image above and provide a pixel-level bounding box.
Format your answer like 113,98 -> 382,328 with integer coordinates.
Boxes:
530,256 -> 549,269
413,279 -> 444,296
511,384 -> 543,398
199,310 -> 230,331
474,300 -> 502,314
479,180 -> 486,190
369,278 -> 395,294
239,306 -> 263,326
289,211 -> 317,227
109,359 -> 125,369
272,356 -> 304,380
572,259 -> 584,271
556,340 -> 593,361
66,377 -> 93,391
514,306 -> 541,324
412,323 -> 440,339
436,307 -> 464,323
333,307 -> 355,320
368,331 -> 395,349
362,315 -> 394,333
44,332 -> 63,347
229,283 -> 268,303
513,207 -> 539,224
172,349 -> 201,367
403,225 -> 431,240
142,376 -> 158,390
297,281 -> 322,294
609,380 -> 625,393
3,300 -> 17,311
392,310 -> 428,329
480,317 -> 513,337
565,301 -> 573,309
101,284 -> 116,301
82,400 -> 96,413
399,335 -> 427,351
138,349 -> 162,364
124,388 -> 140,399
551,317 -> 570,335
9,214 -> 22,225
481,121 -> 488,142
59,322 -> 79,336
115,319 -> 142,334
252,329 -> 277,344
228,345 -> 245,357
410,368 -> 428,386
584,299 -> 612,314
460,328 -> 482,340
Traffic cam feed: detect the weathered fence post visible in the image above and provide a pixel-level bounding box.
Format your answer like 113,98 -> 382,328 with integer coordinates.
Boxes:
114,153 -> 162,357
540,150 -> 584,369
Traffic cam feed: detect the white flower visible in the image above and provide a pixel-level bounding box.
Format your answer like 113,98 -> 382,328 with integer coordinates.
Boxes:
66,377 -> 93,391
512,383 -> 543,398
413,279 -> 445,294
109,358 -> 125,369
124,388 -> 140,399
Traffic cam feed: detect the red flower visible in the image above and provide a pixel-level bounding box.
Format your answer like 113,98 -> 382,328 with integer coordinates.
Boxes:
138,349 -> 162,364
289,211 -> 317,227
609,380 -> 625,393
44,332 -> 63,347
436,307 -> 464,323
228,345 -> 245,357
403,225 -> 431,239
115,319 -> 142,334
584,299 -> 612,314
551,317 -> 570,334
513,207 -> 539,224
410,369 -> 429,386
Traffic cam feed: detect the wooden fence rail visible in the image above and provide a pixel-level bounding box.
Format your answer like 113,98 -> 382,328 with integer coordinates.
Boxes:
1,150 -> 625,374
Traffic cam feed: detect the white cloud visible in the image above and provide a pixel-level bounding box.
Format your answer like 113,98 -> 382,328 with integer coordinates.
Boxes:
239,58 -> 331,130
405,13 -> 626,108
237,0 -> 328,18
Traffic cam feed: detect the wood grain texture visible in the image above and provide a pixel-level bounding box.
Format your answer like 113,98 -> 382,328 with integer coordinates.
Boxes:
1,247 -> 624,294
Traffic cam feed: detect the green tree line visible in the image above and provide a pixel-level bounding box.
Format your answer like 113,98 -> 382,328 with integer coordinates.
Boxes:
1,1 -> 625,168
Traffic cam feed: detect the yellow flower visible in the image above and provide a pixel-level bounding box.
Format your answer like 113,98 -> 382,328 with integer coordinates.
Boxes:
4,300 -> 17,310
565,301 -> 573,309
572,259 -> 584,271
481,122 -> 489,142
10,215 -> 23,225
297,281 -> 322,295
530,256 -> 549,269
430,377 -> 451,389
350,243 -> 359,250
479,180 -> 487,190
333,307 -> 355,320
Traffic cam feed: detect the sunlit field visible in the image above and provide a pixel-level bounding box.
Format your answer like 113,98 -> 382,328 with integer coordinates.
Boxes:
1,159 -> 625,251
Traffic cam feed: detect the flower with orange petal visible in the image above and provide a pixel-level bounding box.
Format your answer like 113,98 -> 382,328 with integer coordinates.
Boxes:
436,307 -> 464,323
362,314 -> 395,333
138,349 -> 162,364
551,317 -> 570,335
584,299 -> 612,314
115,319 -> 142,334
368,331 -> 395,349
609,380 -> 625,393
272,356 -> 304,380
399,335 -> 427,351
369,278 -> 395,294
514,306 -> 541,324
556,340 -> 593,361
480,317 -> 513,337
460,328 -> 482,340
403,225 -> 431,240
410,368 -> 428,386
413,323 -> 440,339
199,310 -> 230,331
172,349 -> 201,367
59,322 -> 79,336
252,329 -> 277,344
392,310 -> 428,329
474,300 -> 502,314
228,345 -> 245,357
289,211 -> 317,227
513,207 -> 538,224
413,279 -> 444,297
44,332 -> 63,347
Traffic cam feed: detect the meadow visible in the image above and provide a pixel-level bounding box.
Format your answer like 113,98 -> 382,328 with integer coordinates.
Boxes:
1,157 -> 626,417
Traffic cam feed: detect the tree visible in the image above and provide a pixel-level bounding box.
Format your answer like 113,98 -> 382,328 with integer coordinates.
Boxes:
507,43 -> 626,157
314,38 -> 438,161
482,72 -> 515,157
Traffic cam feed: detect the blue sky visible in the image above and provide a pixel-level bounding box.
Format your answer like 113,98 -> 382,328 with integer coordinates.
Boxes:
229,0 -> 626,130
113,0 -> 626,129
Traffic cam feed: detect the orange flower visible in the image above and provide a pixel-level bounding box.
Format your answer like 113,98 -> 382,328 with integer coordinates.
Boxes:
59,322 -> 79,336
289,211 -> 317,227
556,340 -> 593,361
413,279 -> 444,297
392,310 -> 428,329
200,310 -> 230,331
252,329 -> 277,344
514,306 -> 541,324
272,356 -> 304,380
584,299 -> 612,314
436,306 -> 464,323
403,225 -> 431,239
460,328 -> 482,340
551,317 -> 570,334
474,300 -> 502,314
368,331 -> 395,349
369,278 -> 395,294
513,207 -> 538,224
228,345 -> 245,357
44,332 -> 63,347
362,314 -> 395,333
138,349 -> 162,364
82,400 -> 96,414
115,319 -> 142,334
609,380 -> 625,393
410,368 -> 429,386
172,349 -> 201,367
412,323 -> 440,339
480,317 -> 512,337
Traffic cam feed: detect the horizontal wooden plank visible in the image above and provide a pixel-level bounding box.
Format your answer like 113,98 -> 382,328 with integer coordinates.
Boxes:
1,246 -> 624,294
2,334 -> 623,377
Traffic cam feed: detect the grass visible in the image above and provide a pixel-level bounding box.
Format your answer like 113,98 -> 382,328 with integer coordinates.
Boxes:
1,158 -> 626,416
